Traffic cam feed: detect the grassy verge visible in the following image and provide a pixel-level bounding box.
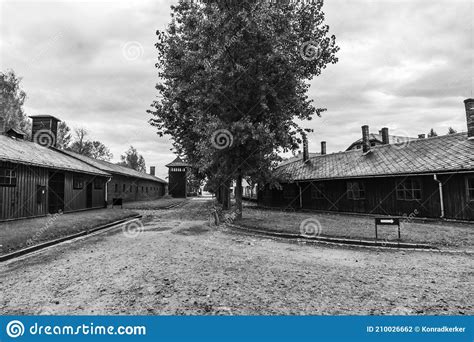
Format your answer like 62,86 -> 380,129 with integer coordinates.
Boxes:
240,208 -> 474,250
0,208 -> 139,256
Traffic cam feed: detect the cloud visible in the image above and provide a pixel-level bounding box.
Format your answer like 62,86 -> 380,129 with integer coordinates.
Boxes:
0,0 -> 471,176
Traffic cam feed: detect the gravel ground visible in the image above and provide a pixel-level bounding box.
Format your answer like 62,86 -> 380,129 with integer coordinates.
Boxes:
0,199 -> 472,315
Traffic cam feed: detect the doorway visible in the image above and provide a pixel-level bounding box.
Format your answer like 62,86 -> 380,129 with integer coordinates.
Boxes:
48,171 -> 65,214
86,182 -> 93,208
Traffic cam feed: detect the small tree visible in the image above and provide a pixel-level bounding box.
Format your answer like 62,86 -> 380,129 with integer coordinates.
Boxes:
118,146 -> 146,172
56,121 -> 72,149
68,128 -> 113,161
0,70 -> 31,138
427,128 -> 438,137
447,127 -> 457,135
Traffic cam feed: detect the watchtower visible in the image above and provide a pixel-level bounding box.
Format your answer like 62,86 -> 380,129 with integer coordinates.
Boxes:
166,157 -> 189,198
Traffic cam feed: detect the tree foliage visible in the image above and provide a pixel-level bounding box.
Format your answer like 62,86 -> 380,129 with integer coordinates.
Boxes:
0,70 -> 31,137
428,128 -> 438,137
68,128 -> 113,161
118,146 -> 146,172
56,121 -> 72,149
149,0 -> 338,215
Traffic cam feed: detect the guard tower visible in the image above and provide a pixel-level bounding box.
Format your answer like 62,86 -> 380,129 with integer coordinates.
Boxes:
166,157 -> 189,198
29,115 -> 61,148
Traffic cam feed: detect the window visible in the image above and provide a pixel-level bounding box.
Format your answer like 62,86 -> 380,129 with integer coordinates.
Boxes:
283,185 -> 296,199
311,183 -> 325,199
73,176 -> 84,189
0,168 -> 16,187
114,183 -> 118,192
142,186 -> 144,192
396,179 -> 422,200
467,177 -> 474,201
123,184 -> 126,192
129,185 -> 132,192
347,181 -> 365,200
146,187 -> 148,193
94,178 -> 103,190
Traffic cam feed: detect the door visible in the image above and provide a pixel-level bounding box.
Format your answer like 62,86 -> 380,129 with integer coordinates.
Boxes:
48,171 -> 65,214
86,182 -> 93,208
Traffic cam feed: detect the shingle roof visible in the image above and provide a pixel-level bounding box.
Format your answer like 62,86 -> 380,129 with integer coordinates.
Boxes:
166,156 -> 189,167
275,132 -> 474,181
0,135 -> 110,176
60,149 -> 167,184
279,153 -> 320,166
346,133 -> 418,150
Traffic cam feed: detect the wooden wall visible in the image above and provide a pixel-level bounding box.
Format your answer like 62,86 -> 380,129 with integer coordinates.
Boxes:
258,173 -> 474,221
107,174 -> 166,204
64,173 -> 106,212
168,171 -> 186,198
0,161 -> 107,221
0,161 -> 48,220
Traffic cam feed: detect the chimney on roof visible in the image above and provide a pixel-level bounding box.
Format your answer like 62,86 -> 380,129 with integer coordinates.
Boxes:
150,166 -> 156,176
418,134 -> 426,139
361,125 -> 370,153
464,98 -> 474,139
302,132 -> 309,163
0,116 -> 5,134
381,127 -> 389,144
29,115 -> 60,148
321,141 -> 326,155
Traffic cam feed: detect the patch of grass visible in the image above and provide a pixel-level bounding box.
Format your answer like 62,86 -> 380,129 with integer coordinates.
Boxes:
0,208 -> 139,255
240,209 -> 474,249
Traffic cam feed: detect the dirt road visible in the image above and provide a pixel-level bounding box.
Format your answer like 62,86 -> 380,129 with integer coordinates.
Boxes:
0,199 -> 472,315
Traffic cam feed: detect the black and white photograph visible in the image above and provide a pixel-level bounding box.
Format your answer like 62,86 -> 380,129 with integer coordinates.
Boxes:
0,0 -> 472,340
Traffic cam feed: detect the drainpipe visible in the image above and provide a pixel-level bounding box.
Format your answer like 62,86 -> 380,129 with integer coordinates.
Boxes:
298,183 -> 303,209
433,174 -> 445,218
105,177 -> 112,208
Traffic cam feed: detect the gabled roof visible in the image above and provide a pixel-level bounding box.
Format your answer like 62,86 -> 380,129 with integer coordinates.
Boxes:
346,133 -> 418,150
0,135 -> 109,176
166,156 -> 189,167
279,153 -> 320,166
60,149 -> 167,184
275,132 -> 474,181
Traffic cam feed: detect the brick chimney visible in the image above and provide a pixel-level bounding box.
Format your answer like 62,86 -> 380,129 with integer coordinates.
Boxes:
464,98 -> 474,139
29,115 -> 60,148
418,134 -> 426,139
150,166 -> 156,176
321,141 -> 326,155
362,125 -> 370,153
302,132 -> 309,163
381,127 -> 389,144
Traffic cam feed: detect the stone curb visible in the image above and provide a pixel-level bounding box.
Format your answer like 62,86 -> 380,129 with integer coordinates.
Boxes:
227,223 -> 445,251
0,215 -> 142,263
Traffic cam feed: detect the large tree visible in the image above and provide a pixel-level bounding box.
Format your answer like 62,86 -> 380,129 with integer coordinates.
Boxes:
118,146 -> 146,172
0,70 -> 31,137
149,0 -> 338,217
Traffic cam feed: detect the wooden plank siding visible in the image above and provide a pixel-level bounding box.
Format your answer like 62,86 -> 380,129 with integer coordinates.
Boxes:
0,161 -> 107,221
0,161 -> 48,220
107,174 -> 166,204
258,173 -> 474,221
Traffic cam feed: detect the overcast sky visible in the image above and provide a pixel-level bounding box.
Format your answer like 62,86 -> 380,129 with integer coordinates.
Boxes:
0,0 -> 472,179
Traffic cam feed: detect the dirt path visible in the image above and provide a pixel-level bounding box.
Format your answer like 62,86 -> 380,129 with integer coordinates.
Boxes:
0,199 -> 472,315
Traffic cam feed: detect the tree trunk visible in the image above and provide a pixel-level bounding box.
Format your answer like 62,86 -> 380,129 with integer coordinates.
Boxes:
235,173 -> 243,220
222,181 -> 231,210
